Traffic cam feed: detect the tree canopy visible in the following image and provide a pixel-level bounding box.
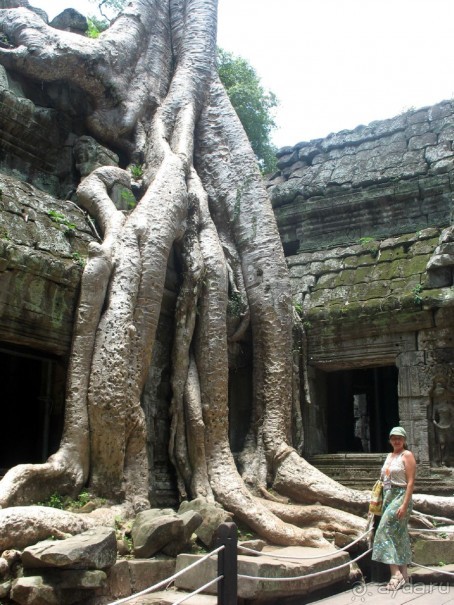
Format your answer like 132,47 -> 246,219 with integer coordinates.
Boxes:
217,48 -> 278,174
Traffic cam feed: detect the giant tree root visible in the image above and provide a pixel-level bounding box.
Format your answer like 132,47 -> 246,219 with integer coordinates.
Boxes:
272,449 -> 370,515
0,506 -> 95,551
259,499 -> 367,538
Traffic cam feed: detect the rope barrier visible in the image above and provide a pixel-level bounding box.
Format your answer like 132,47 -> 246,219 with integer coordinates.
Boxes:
238,547 -> 372,582
106,545 -> 224,605
238,527 -> 373,560
411,561 -> 454,577
172,575 -> 223,605
409,527 -> 454,534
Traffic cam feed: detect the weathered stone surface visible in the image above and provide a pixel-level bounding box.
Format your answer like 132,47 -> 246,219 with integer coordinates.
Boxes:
73,135 -> 119,178
10,576 -> 59,605
10,575 -> 88,605
271,100 -> 454,253
22,526 -> 116,570
1,549 -> 21,569
413,539 -> 454,565
0,557 -> 8,578
131,510 -> 185,558
104,559 -> 176,599
0,579 -> 11,599
175,546 -> 350,599
238,539 -> 267,554
130,507 -> 204,558
31,568 -> 107,589
50,9 -> 87,34
162,511 -> 203,556
0,174 -> 94,355
178,498 -> 233,548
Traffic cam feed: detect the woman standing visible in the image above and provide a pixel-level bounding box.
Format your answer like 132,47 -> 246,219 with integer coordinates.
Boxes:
372,426 -> 416,591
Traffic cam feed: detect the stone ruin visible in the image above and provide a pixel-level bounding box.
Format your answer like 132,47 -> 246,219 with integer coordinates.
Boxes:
0,6 -> 453,604
1,17 -> 454,503
268,102 -> 454,493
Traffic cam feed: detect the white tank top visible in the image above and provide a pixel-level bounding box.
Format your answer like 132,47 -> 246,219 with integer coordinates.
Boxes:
381,452 -> 407,489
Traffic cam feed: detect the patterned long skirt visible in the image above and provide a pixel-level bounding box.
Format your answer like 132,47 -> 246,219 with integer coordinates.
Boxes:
371,487 -> 413,565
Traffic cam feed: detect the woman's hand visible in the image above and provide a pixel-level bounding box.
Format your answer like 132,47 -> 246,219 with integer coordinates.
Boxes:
396,504 -> 407,519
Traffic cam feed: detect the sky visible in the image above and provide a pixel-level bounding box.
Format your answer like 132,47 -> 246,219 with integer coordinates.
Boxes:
29,0 -> 454,148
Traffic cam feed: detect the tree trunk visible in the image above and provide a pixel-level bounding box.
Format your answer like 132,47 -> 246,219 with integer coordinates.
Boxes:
0,0 -> 452,545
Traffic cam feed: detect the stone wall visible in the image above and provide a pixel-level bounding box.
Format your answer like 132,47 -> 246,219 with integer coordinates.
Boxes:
269,101 -> 453,254
0,174 -> 91,355
268,100 -> 454,489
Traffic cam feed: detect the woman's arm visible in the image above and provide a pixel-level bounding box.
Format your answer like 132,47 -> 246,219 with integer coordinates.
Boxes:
397,450 -> 416,519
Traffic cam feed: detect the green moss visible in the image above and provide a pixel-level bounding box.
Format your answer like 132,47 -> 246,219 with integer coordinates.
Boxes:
378,246 -> 408,262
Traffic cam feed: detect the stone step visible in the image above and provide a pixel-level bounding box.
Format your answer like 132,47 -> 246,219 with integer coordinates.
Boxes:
174,545 -> 351,601
125,589 -> 217,604
308,455 -> 454,495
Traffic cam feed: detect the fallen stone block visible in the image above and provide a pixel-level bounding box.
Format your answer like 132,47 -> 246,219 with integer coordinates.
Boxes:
413,539 -> 454,566
132,508 -> 202,558
162,511 -> 203,556
11,576 -> 59,605
0,580 -> 11,599
27,568 -> 107,590
101,558 -> 176,599
22,526 -> 117,570
178,498 -> 233,548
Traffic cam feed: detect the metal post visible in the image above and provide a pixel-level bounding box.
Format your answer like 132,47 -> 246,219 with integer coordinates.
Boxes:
216,522 -> 237,605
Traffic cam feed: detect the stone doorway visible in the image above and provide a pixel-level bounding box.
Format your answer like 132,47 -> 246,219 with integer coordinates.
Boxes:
326,365 -> 399,454
0,344 -> 65,475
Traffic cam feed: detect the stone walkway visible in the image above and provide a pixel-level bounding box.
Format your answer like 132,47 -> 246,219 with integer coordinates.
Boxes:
308,581 -> 454,604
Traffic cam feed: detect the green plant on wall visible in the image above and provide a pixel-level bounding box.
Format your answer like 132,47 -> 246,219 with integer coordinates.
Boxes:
293,301 -> 303,317
48,210 -> 76,236
129,164 -> 143,179
412,283 -> 423,305
71,251 -> 86,267
359,236 -> 379,258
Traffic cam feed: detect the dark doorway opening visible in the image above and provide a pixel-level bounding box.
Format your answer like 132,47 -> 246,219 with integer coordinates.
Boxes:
0,343 -> 65,474
326,366 -> 399,453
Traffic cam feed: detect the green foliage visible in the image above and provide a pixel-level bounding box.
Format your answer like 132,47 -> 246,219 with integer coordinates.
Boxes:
129,164 -> 144,179
359,236 -> 379,258
293,301 -> 303,317
48,210 -> 76,236
121,188 -> 137,209
37,490 -> 93,511
86,18 -> 101,38
71,251 -> 86,267
71,490 -> 91,508
38,493 -> 65,509
218,48 -> 278,174
89,0 -> 127,20
412,283 -> 423,305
